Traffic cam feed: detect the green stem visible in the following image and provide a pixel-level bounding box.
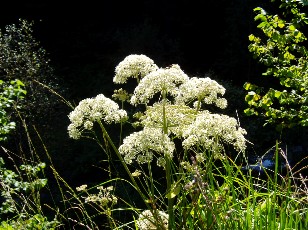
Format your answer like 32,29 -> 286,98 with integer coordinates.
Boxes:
148,161 -> 155,201
161,92 -> 174,229
97,121 -> 148,204
119,101 -> 124,146
196,98 -> 201,112
165,155 -> 174,230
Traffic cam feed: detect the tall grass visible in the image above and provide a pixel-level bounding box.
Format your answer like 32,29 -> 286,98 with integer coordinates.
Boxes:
1,131 -> 307,229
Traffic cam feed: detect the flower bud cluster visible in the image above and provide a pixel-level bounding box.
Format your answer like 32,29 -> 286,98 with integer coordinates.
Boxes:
76,184 -> 117,207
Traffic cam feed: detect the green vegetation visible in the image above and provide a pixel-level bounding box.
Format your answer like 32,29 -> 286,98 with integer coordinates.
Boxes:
244,0 -> 308,128
0,18 -> 65,129
0,0 -> 307,229
0,156 -> 59,229
0,79 -> 26,141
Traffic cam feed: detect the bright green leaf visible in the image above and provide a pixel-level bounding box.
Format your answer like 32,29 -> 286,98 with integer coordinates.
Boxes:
166,183 -> 181,199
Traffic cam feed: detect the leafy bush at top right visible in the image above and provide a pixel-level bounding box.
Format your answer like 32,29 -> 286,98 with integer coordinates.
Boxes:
244,0 -> 308,129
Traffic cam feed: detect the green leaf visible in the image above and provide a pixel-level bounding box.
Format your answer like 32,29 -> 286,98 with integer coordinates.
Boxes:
248,34 -> 255,41
166,183 -> 181,199
253,93 -> 261,101
289,24 -> 296,31
274,91 -> 282,98
278,21 -> 285,28
244,108 -> 258,116
257,21 -> 268,29
243,82 -> 252,90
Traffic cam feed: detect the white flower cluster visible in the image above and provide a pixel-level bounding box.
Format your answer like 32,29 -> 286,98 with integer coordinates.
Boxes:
130,64 -> 189,105
113,54 -> 158,84
114,54 -> 248,166
118,127 -> 175,166
68,94 -> 127,139
139,103 -> 247,153
182,111 -> 247,152
136,209 -> 169,230
68,54 -> 248,167
176,77 -> 227,109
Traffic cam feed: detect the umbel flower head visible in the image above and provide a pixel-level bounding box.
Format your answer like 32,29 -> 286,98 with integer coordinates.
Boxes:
118,127 -> 175,167
113,54 -> 159,84
182,110 -> 247,153
136,209 -> 169,230
68,94 -> 127,139
130,64 -> 189,106
175,76 -> 227,109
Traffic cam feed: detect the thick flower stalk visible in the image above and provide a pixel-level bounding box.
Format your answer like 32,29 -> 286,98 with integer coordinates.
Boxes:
118,127 -> 175,167
113,54 -> 158,84
67,94 -> 127,139
140,102 -> 197,137
175,77 -> 227,110
182,110 -> 247,153
130,64 -> 189,106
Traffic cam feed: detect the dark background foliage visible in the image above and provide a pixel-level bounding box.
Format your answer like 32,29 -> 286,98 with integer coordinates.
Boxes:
0,0 -> 307,188
0,0 -> 267,95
